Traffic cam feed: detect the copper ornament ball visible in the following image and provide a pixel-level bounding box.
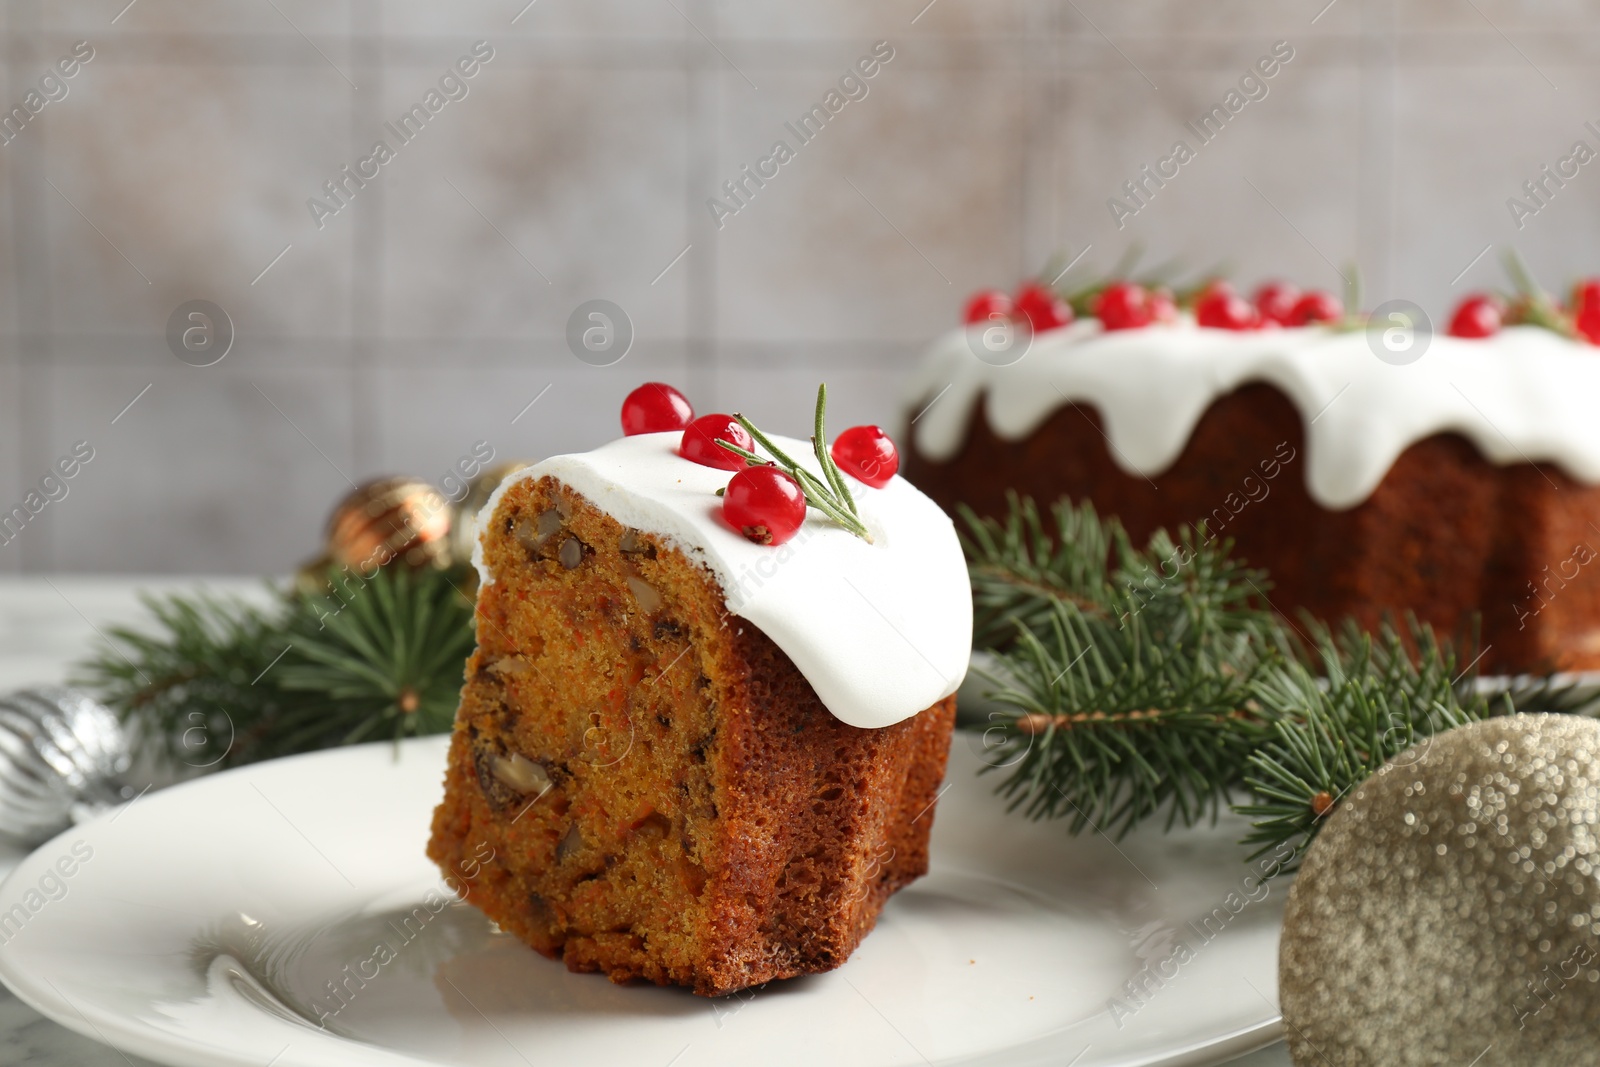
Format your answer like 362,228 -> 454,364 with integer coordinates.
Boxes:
1280,713 -> 1600,1066
326,476 -> 452,572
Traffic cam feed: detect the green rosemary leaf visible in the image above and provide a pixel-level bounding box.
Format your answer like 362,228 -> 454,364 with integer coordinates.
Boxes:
811,383 -> 858,517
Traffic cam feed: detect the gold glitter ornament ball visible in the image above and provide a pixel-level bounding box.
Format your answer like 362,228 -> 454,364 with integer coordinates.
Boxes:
1280,713 -> 1600,1066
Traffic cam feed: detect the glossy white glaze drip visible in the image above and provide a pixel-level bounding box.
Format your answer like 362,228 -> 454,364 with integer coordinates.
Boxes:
475,433 -> 972,729
906,319 -> 1600,509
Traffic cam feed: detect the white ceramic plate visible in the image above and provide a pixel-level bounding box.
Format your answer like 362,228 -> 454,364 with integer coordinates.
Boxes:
0,736 -> 1285,1067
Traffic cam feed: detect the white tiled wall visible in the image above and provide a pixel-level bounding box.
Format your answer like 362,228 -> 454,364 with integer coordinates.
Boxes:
1,0 -> 1595,573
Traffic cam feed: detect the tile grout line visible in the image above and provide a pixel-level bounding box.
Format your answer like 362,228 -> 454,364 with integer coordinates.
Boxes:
1,7 -> 13,577
1,9 -> 17,577
1036,5 -> 1061,279
686,0 -> 718,409
1363,0 -> 1399,304
14,0 -> 51,575
351,0 -> 379,478
1382,0 -> 1399,303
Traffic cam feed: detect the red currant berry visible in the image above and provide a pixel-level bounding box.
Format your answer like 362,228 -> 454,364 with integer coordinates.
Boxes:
1446,294 -> 1503,339
1095,282 -> 1152,331
1573,280 -> 1600,344
831,425 -> 900,488
1579,312 -> 1600,345
620,382 -> 694,436
963,289 -> 1013,325
1195,283 -> 1261,331
1287,290 -> 1343,326
678,414 -> 753,470
1013,283 -> 1074,333
1253,281 -> 1301,325
722,465 -> 806,546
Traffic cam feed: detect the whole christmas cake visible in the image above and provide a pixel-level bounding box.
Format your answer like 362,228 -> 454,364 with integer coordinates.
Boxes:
904,279 -> 1600,673
428,385 -> 970,996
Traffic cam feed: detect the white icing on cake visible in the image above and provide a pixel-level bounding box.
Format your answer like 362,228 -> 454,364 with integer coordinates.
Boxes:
906,318 -> 1600,509
474,433 -> 971,730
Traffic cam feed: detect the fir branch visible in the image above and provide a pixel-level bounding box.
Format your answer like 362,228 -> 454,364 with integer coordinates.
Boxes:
957,493 -> 1530,866
961,493 -> 1278,660
1117,523 -> 1289,672
1234,620 -> 1497,871
960,494 -> 1121,649
269,564 -> 475,760
977,597 -> 1272,838
961,495 -> 1286,837
74,587 -> 288,769
74,564 -> 476,768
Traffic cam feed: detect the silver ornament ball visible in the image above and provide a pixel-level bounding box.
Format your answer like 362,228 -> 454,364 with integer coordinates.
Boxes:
0,687 -> 132,845
1280,712 -> 1600,1066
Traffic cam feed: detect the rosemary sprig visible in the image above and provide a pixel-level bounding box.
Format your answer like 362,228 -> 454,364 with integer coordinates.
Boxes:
717,384 -> 873,543
1341,262 -> 1362,322
1502,247 -> 1575,335
811,383 -> 858,517
1046,245 -> 1231,318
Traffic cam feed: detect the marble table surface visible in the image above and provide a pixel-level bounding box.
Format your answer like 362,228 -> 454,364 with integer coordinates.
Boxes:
0,577 -> 1292,1067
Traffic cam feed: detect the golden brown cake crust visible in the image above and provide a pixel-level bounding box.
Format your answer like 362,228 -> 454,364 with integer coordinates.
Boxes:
427,474 -> 957,996
903,383 -> 1600,674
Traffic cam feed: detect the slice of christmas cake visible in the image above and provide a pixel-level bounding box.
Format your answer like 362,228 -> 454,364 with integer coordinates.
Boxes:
427,384 -> 970,996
